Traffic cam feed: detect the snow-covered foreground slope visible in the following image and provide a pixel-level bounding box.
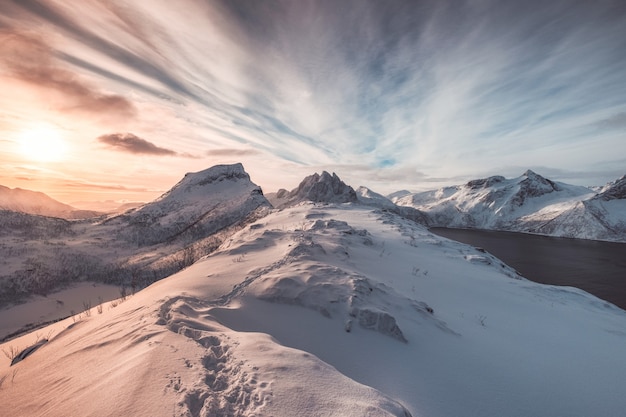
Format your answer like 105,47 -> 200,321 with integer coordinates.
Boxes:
2,203 -> 626,416
393,170 -> 626,241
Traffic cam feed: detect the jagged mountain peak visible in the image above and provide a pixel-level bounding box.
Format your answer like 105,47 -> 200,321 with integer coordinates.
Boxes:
268,171 -> 357,208
392,171 -> 618,239
465,175 -> 506,190
516,170 -> 560,198
295,171 -> 356,200
596,174 -> 626,201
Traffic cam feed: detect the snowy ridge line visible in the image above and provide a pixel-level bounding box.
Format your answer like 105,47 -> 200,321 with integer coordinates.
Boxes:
2,202 -> 626,416
389,170 -> 626,242
0,164 -> 271,309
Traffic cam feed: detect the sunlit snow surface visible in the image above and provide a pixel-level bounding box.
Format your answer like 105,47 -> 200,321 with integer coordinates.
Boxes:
393,170 -> 626,242
2,203 -> 625,416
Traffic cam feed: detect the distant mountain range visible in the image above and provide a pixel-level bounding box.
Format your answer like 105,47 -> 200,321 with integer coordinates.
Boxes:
0,164 -> 271,304
3,165 -> 626,417
0,185 -> 101,219
1,165 -> 624,307
387,170 -> 626,242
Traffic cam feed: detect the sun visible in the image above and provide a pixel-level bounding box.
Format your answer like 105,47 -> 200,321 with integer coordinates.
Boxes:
17,124 -> 69,162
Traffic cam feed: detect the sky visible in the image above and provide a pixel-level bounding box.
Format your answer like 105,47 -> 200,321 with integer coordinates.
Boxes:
0,0 -> 625,206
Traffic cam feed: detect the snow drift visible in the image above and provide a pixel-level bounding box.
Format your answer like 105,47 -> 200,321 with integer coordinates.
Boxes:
2,200 -> 626,417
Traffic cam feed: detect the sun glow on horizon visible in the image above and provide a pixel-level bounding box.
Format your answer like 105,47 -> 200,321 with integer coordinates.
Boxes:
17,124 -> 69,162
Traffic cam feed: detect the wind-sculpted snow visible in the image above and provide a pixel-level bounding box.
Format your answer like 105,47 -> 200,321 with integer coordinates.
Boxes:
2,202 -> 626,416
156,295 -> 412,417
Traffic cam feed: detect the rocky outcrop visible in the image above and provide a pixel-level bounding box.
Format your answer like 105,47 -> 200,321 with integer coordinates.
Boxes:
594,175 -> 626,201
268,171 -> 357,208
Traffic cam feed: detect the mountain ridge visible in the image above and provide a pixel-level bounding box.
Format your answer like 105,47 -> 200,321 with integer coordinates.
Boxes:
2,198 -> 626,417
267,170 -> 358,208
391,170 -> 626,242
0,185 -> 101,219
0,164 -> 271,306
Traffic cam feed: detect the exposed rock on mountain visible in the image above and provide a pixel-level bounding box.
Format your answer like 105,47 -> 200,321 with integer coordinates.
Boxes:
108,163 -> 271,245
392,170 -> 626,241
0,164 -> 271,304
267,171 -> 357,208
595,175 -> 626,201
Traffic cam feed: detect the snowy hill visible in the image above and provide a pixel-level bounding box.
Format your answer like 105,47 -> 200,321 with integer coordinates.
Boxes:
356,186 -> 397,209
0,185 -> 100,219
0,164 -> 270,312
107,163 -> 270,245
392,170 -> 626,241
356,186 -> 430,225
2,202 -> 625,416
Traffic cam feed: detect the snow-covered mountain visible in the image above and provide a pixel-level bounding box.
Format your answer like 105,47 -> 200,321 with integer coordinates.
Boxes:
356,186 -> 431,225
0,164 -> 270,308
106,163 -> 270,245
267,171 -> 357,208
392,170 -> 626,241
0,185 -> 100,219
2,202 -> 625,417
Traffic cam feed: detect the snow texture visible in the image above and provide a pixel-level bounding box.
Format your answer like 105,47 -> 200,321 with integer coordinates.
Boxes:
2,201 -> 626,417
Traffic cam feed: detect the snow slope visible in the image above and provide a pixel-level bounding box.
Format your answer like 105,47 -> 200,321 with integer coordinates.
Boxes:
2,202 -> 625,417
0,164 -> 270,315
523,174 -> 626,240
393,170 -> 626,241
106,163 -> 270,245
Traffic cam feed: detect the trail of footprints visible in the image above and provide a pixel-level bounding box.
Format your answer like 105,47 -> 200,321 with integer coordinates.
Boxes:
160,298 -> 272,417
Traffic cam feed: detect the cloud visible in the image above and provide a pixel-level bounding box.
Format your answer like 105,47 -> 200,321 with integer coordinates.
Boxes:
594,113 -> 626,130
97,133 -> 178,156
0,30 -> 137,119
60,180 -> 152,192
206,148 -> 262,157
1,0 -> 625,197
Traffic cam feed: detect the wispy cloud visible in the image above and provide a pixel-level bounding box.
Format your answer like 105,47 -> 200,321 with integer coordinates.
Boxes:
0,30 -> 137,120
206,148 -> 261,157
60,180 -> 152,193
97,133 -> 178,156
594,113 -> 626,130
0,0 -> 624,199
